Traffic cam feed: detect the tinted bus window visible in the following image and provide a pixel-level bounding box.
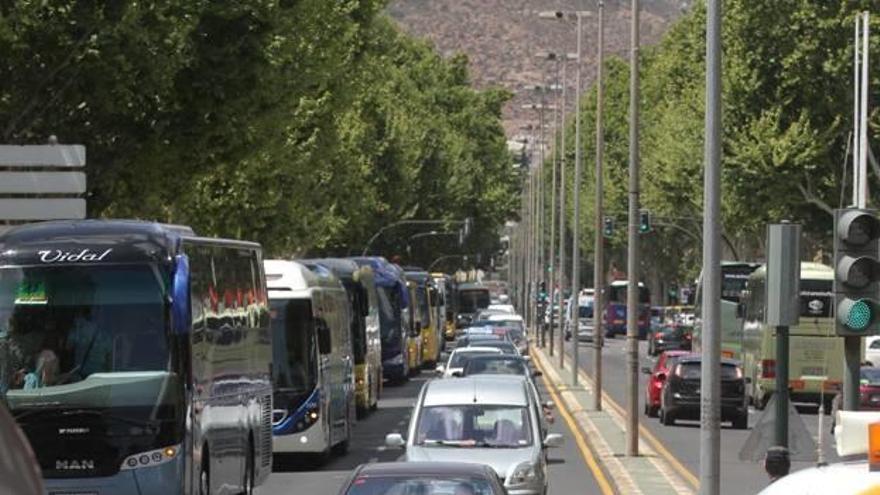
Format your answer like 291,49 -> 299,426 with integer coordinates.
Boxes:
459,289 -> 490,313
721,267 -> 755,303
270,299 -> 317,392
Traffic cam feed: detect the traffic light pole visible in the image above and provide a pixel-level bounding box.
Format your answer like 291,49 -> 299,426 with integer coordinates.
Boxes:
592,0 -> 605,412
844,336 -> 861,410
774,325 -> 789,447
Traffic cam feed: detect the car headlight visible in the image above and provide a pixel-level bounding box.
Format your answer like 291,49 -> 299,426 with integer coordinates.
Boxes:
120,444 -> 180,470
508,461 -> 539,485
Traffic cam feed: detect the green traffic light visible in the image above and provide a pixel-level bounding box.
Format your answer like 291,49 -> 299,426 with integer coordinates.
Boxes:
844,299 -> 873,330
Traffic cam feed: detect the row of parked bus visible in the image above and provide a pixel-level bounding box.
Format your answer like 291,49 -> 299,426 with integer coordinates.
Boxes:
0,220 -> 491,495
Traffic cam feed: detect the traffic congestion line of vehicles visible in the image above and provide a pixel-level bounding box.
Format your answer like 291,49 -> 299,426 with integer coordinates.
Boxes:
0,219 -> 512,495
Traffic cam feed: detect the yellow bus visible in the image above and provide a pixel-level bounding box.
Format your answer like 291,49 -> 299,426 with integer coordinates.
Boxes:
405,270 -> 442,367
405,280 -> 424,374
739,262 -> 844,413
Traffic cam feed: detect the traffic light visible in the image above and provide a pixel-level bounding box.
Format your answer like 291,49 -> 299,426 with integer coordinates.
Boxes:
834,208 -> 880,336
603,216 -> 614,238
639,209 -> 652,234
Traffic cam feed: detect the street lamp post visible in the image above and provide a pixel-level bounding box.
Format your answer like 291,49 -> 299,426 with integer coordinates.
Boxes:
593,0 -> 606,412
626,0 -> 641,457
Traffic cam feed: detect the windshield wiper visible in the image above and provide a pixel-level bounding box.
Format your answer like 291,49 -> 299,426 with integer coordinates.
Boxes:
421,439 -> 476,447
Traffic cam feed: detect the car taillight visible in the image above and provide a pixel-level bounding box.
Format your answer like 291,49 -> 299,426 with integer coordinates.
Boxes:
655,332 -> 663,339
760,359 -> 776,379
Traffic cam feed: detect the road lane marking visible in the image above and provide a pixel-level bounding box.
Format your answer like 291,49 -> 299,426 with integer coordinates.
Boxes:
564,349 -> 701,489
533,352 -> 617,495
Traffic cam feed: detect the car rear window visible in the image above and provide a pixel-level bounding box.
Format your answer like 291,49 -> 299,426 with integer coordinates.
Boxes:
676,361 -> 741,380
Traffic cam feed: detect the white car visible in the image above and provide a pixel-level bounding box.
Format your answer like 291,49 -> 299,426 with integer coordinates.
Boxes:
436,347 -> 503,378
865,336 -> 880,366
487,303 -> 516,315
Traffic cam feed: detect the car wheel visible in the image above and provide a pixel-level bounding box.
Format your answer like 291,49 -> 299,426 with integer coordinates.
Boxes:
823,398 -> 833,416
200,447 -> 211,495
732,414 -> 748,430
242,438 -> 255,495
660,408 -> 675,426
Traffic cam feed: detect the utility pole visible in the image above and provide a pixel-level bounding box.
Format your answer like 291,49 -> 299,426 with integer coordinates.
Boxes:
625,0 -> 640,457
592,0 -> 605,412
571,10 -> 584,387
558,61 -> 568,368
549,64 -> 560,357
538,100 -> 547,347
700,0 -> 722,492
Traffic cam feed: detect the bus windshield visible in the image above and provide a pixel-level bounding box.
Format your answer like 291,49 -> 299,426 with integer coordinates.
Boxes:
270,299 -> 317,393
416,287 -> 431,324
377,287 -> 402,347
458,289 -> 490,313
607,285 -> 650,304
721,265 -> 757,303
0,264 -> 171,397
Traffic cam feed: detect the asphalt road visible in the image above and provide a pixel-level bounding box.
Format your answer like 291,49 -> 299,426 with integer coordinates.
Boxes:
566,336 -> 838,495
259,365 -> 603,495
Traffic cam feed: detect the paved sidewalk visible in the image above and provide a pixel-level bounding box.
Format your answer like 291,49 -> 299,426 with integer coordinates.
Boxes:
532,345 -> 697,495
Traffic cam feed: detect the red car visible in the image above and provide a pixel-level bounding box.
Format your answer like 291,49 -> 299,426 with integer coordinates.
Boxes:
642,350 -> 692,417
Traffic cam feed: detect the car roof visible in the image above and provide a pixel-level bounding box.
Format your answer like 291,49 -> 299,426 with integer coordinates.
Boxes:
423,376 -> 529,406
453,346 -> 503,354
487,314 -> 522,321
675,354 -> 739,366
353,461 -> 496,478
465,355 -> 527,363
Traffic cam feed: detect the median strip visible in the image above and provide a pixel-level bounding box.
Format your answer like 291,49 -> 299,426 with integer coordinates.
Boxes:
533,345 -> 696,495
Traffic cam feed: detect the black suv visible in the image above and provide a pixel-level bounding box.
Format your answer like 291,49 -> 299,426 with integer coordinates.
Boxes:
659,355 -> 748,429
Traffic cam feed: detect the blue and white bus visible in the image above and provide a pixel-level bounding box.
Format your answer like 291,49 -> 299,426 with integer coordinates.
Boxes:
264,260 -> 355,458
0,220 -> 273,495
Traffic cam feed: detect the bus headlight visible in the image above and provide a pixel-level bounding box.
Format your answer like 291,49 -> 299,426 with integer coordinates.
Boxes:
120,444 -> 181,470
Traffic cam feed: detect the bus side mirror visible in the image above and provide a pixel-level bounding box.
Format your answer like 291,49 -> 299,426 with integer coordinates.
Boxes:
171,254 -> 191,334
316,318 -> 332,354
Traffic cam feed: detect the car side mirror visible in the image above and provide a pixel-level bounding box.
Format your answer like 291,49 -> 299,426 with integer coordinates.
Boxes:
641,367 -> 652,375
385,433 -> 405,448
451,370 -> 463,378
435,365 -> 445,375
522,355 -> 532,362
543,401 -> 554,411
532,370 -> 543,378
543,433 -> 564,448
656,372 -> 667,381
316,318 -> 332,355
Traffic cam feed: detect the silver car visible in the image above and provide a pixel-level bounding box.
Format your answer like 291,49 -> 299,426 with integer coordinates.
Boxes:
386,376 -> 563,495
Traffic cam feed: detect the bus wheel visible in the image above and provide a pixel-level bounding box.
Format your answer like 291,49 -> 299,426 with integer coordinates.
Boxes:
200,447 -> 211,495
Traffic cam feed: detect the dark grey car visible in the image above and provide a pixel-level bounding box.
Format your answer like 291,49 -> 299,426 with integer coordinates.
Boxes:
337,462 -> 506,495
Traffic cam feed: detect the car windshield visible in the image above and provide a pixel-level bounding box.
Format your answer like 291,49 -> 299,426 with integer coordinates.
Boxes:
472,342 -> 516,355
464,358 -> 526,376
449,351 -> 498,368
861,368 -> 880,385
270,299 -> 317,393
344,476 -> 496,495
658,327 -> 683,337
578,305 -> 593,318
416,404 -> 532,447
0,264 -> 171,396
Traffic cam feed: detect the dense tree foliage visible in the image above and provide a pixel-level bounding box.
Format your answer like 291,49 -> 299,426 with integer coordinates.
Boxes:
0,0 -> 518,264
552,0 -> 879,295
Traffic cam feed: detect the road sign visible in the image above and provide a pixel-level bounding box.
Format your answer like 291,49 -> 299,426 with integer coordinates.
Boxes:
0,199 -> 86,220
833,208 -> 880,336
0,145 -> 85,167
765,223 -> 801,327
0,144 -> 86,224
0,172 -> 86,194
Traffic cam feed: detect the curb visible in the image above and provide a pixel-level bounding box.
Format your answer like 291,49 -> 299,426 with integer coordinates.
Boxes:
532,345 -> 696,495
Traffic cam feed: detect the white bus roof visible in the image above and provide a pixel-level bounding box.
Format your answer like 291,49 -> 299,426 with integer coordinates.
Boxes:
609,281 -> 646,287
264,259 -> 343,297
751,262 -> 832,280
